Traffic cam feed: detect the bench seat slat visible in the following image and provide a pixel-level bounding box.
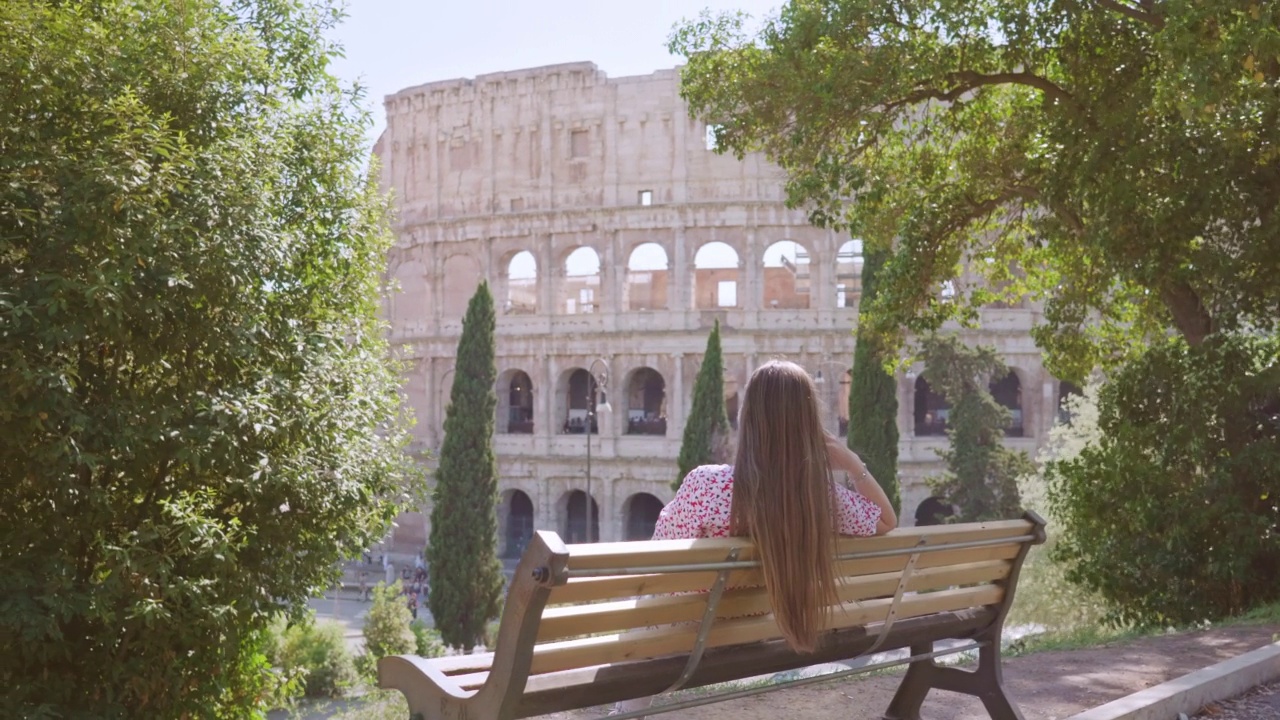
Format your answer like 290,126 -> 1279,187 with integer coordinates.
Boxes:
536,559 -> 1012,642
561,519 -> 1032,572
548,540 -> 1023,605
523,584 -> 1003,676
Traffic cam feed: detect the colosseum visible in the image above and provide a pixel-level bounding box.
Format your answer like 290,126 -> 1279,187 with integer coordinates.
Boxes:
374,62 -> 1075,556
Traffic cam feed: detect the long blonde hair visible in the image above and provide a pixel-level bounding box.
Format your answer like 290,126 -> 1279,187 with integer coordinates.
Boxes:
729,360 -> 838,653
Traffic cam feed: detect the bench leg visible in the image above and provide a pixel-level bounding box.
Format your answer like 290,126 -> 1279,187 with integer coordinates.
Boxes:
883,641 -> 1024,720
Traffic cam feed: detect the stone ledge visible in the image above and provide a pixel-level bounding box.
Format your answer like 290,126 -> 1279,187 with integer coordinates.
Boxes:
1066,640 -> 1280,720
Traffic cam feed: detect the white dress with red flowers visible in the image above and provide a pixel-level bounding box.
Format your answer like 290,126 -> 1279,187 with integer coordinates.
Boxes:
653,464 -> 882,540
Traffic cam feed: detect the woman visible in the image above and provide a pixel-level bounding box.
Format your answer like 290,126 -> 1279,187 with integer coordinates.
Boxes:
611,361 -> 897,717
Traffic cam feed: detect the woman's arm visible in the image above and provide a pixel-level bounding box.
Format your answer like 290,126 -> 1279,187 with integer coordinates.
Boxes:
825,433 -> 899,534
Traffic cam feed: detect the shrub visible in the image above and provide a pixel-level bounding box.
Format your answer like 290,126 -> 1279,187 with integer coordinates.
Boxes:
277,620 -> 358,699
410,620 -> 446,658
1048,334 -> 1280,626
0,2 -> 418,716
363,581 -> 416,661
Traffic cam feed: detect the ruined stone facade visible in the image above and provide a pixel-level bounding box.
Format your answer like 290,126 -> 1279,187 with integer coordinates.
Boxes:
375,62 -> 1074,553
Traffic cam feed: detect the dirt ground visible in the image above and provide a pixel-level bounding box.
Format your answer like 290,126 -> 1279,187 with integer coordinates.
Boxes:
546,624 -> 1280,720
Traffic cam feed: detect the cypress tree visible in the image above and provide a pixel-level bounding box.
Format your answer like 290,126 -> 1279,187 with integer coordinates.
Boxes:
847,248 -> 901,514
426,281 -> 505,650
921,334 -> 1032,522
675,320 -> 731,490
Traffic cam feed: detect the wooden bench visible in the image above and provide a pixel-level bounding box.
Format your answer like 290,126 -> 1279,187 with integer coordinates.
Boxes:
379,512 -> 1047,720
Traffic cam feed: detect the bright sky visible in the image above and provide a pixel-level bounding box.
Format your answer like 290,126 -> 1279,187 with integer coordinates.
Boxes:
328,0 -> 782,145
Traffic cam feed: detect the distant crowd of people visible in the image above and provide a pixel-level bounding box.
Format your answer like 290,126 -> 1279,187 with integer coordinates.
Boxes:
355,554 -> 429,621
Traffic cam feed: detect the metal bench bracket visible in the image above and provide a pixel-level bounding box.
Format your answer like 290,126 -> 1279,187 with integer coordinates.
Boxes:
861,536 -> 926,658
662,546 -> 741,693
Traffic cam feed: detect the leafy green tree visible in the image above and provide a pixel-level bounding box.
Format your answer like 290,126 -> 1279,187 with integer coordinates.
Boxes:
847,248 -> 900,513
676,320 -> 732,489
671,1 -> 1280,379
426,282 -> 505,651
671,0 -> 1280,622
0,2 -> 416,717
1047,335 -> 1280,626
921,335 -> 1032,521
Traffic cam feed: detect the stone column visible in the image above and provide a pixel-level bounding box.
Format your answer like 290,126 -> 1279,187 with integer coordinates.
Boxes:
744,228 -> 761,311
672,227 -> 689,313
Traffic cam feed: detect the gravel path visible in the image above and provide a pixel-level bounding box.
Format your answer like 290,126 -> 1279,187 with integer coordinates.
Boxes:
1195,680 -> 1280,719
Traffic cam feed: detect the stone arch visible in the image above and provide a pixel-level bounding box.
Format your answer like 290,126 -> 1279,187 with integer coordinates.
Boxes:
556,367 -> 601,434
558,489 -> 599,544
438,368 -> 455,435
497,369 -> 534,434
501,249 -> 538,315
561,245 -> 602,314
625,242 -> 669,311
500,490 -> 535,558
624,367 -> 667,436
989,370 -> 1024,437
390,260 -> 429,327
762,240 -> 811,310
441,254 -> 482,320
693,241 -> 740,309
835,239 -> 864,308
623,493 -> 664,540
914,375 -> 949,436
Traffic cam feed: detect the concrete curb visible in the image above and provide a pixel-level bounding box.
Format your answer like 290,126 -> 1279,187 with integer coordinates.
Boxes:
1065,640 -> 1280,720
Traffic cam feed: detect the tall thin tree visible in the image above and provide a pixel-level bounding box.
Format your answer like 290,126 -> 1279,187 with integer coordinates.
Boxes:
921,334 -> 1032,522
675,320 -> 731,490
427,282 -> 505,650
847,248 -> 901,513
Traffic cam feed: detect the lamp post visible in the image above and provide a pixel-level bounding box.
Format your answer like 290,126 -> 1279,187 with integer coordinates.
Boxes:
584,358 -> 611,543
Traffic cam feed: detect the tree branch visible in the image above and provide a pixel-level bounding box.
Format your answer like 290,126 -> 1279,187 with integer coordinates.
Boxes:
1159,280 -> 1214,346
894,71 -> 1093,124
1094,0 -> 1166,29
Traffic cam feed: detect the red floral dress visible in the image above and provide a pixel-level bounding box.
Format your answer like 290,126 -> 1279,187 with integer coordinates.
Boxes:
653,464 -> 883,540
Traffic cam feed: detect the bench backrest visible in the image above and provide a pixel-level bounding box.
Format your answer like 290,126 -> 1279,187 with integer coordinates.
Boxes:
396,514 -> 1045,719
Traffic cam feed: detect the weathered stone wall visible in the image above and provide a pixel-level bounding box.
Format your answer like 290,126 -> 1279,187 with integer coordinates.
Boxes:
376,62 -> 1071,550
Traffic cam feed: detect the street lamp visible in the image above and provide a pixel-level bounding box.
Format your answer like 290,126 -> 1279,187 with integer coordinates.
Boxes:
584,358 -> 612,543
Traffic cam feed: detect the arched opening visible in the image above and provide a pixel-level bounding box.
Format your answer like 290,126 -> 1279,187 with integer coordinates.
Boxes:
502,491 -> 535,558
560,368 -> 601,434
504,371 -> 534,434
762,240 -> 811,309
442,255 -> 482,320
1057,380 -> 1083,425
624,493 -> 664,540
694,241 -> 740,310
503,250 -> 538,315
914,496 -> 956,527
836,240 -> 864,308
813,366 -> 851,435
390,260 -> 429,328
438,368 -> 455,437
625,243 -> 669,311
914,376 -> 949,436
990,371 -> 1024,437
562,246 -> 601,314
725,390 -> 740,431
625,368 -> 667,436
562,490 -> 599,544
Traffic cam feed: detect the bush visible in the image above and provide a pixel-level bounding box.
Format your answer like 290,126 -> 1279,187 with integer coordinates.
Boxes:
1009,382 -> 1116,635
410,620 -> 447,658
0,1 -> 418,716
363,582 -> 416,661
276,620 -> 358,699
1047,334 -> 1280,627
